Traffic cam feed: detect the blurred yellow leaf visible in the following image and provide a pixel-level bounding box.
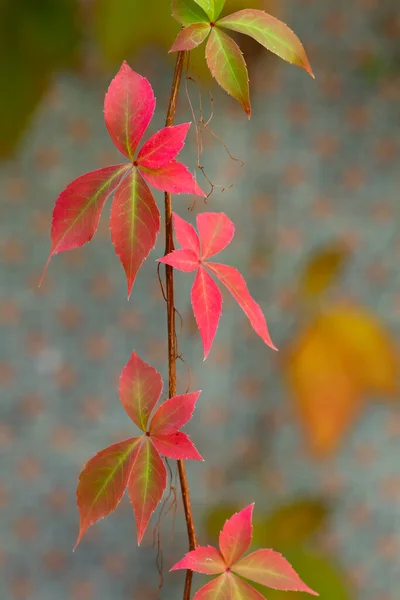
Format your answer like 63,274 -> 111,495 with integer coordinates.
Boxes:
298,242 -> 349,300
286,305 -> 398,457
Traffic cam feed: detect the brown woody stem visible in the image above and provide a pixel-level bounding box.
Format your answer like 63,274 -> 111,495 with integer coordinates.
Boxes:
164,50 -> 197,600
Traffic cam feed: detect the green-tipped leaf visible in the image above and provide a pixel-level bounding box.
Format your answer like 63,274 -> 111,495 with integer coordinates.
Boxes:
214,0 -> 225,20
128,438 -> 167,545
192,0 -> 214,20
172,0 -> 209,25
206,27 -> 250,117
217,9 -> 314,77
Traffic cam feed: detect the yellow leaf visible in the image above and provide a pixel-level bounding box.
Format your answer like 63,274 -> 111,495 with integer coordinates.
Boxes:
286,320 -> 362,457
298,243 -> 348,300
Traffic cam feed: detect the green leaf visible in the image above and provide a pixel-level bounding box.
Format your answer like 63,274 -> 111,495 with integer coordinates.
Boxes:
214,0 -> 226,20
206,27 -> 251,117
172,0 -> 209,25
251,550 -> 352,600
217,9 -> 314,77
193,0 -> 214,20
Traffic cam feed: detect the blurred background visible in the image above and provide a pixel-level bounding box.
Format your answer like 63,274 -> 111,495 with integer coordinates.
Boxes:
1,0 -> 400,598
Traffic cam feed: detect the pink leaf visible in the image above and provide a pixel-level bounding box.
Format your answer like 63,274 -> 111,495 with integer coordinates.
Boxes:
170,23 -> 211,52
110,167 -> 160,297
173,213 -> 200,257
150,391 -> 201,433
137,123 -> 191,170
75,437 -> 141,548
191,266 -> 223,360
151,431 -> 203,461
42,165 -> 129,279
197,212 -> 235,259
128,438 -> 167,545
119,351 -> 163,431
206,263 -> 277,351
233,549 -> 318,595
219,504 -> 254,566
171,545 -> 226,575
140,161 -> 206,196
193,572 -> 266,600
158,249 -> 199,272
104,62 -> 155,160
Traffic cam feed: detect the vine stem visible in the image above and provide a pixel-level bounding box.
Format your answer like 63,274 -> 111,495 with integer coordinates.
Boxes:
164,50 -> 197,600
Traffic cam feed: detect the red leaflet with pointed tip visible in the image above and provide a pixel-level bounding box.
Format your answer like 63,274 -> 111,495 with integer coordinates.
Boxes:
150,391 -> 201,433
191,267 -> 223,360
137,123 -> 191,170
128,438 -> 167,545
173,213 -> 200,256
171,546 -> 226,575
217,9 -> 314,78
233,549 -> 319,594
170,23 -> 211,52
141,161 -> 206,196
193,572 -> 267,600
43,165 -> 129,279
158,249 -> 199,272
75,437 -> 141,548
219,504 -> 253,566
206,262 -> 277,351
206,28 -> 251,117
197,212 -> 234,259
151,431 -> 203,460
119,351 -> 163,431
104,62 -> 155,160
111,168 -> 160,297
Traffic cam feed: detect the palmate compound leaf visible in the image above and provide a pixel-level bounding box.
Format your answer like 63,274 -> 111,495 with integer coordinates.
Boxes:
158,212 -> 276,358
110,167 -> 160,298
171,504 -> 318,598
217,9 -> 314,78
206,27 -> 251,117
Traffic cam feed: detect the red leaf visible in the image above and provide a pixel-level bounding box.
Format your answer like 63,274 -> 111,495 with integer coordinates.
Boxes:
111,167 -> 160,297
197,212 -> 234,259
171,545 -> 226,575
150,391 -> 201,433
217,9 -> 314,78
151,431 -> 203,460
173,213 -> 200,257
137,123 -> 191,170
42,165 -> 129,280
206,262 -> 277,351
75,437 -> 141,548
170,23 -> 211,52
158,249 -> 199,272
191,266 -> 223,360
119,351 -> 163,431
140,161 -> 206,196
233,549 -> 318,595
219,504 -> 253,566
128,438 -> 167,545
104,62 -> 155,160
193,572 -> 266,600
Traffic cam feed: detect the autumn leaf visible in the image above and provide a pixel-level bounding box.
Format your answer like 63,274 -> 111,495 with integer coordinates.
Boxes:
170,22 -> 212,52
298,243 -> 349,300
76,351 -> 202,546
171,504 -> 318,598
44,62 -> 205,294
158,212 -> 276,359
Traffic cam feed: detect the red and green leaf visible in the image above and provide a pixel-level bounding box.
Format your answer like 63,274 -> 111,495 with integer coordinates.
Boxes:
206,262 -> 277,351
172,0 -> 209,25
104,61 -> 156,160
140,160 -> 205,196
110,167 -> 160,297
217,9 -> 314,77
75,437 -> 141,547
233,549 -> 319,594
171,545 -> 226,575
194,572 -> 266,600
43,164 -> 129,279
119,351 -> 163,431
206,27 -> 251,117
137,123 -> 191,170
170,23 -> 211,52
128,438 -> 167,545
191,266 -> 223,360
